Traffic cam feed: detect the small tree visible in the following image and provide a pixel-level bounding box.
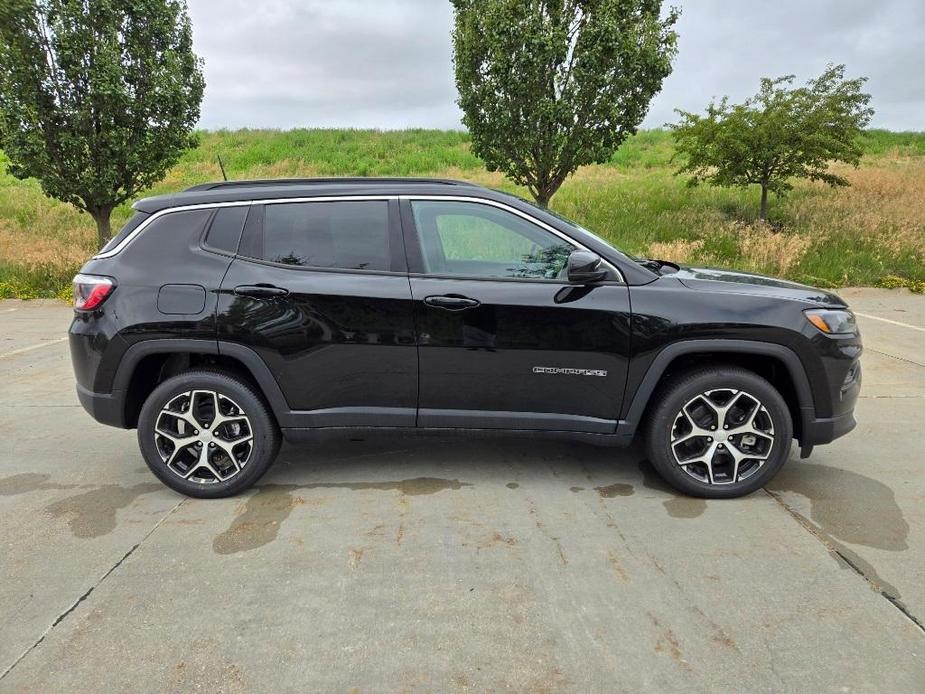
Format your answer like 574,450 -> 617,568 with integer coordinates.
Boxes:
0,0 -> 204,247
453,0 -> 679,206
670,64 -> 873,222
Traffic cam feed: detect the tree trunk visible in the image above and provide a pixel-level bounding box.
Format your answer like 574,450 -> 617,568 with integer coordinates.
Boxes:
91,208 -> 113,249
532,179 -> 564,208
759,185 -> 769,223
530,163 -> 570,208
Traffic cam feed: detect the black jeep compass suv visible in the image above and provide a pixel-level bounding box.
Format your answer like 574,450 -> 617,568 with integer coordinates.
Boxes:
69,178 -> 862,499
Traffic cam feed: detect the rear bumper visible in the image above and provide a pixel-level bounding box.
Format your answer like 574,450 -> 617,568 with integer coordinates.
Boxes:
76,383 -> 127,428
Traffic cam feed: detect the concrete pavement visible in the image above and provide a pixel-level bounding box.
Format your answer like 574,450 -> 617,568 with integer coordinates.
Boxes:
0,290 -> 923,692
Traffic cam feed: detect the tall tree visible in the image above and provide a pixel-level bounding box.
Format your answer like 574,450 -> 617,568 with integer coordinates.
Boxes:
453,0 -> 679,206
670,65 -> 874,222
0,0 -> 204,247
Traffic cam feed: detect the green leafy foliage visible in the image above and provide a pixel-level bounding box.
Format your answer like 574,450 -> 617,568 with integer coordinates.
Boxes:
452,0 -> 678,205
878,275 -> 925,294
0,0 -> 204,247
670,64 -> 874,221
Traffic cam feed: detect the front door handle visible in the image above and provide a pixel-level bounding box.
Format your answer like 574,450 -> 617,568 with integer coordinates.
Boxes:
234,284 -> 290,299
423,295 -> 481,311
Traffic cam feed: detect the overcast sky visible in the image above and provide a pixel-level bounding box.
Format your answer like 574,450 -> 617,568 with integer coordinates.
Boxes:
189,0 -> 924,132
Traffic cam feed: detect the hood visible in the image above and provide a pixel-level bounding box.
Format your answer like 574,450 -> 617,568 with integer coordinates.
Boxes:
671,265 -> 846,307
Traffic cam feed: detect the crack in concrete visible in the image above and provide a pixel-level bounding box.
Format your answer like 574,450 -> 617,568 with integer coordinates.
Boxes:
764,489 -> 924,635
0,499 -> 186,682
865,348 -> 925,369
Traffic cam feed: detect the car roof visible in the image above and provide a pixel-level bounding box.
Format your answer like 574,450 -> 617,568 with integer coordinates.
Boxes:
132,177 -> 496,214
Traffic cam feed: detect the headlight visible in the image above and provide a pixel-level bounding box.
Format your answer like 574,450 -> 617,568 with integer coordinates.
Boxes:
804,308 -> 857,335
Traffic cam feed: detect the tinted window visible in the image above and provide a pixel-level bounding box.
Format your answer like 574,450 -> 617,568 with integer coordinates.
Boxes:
262,201 -> 390,271
410,200 -> 575,279
99,211 -> 150,254
205,206 -> 248,254
115,209 -> 212,257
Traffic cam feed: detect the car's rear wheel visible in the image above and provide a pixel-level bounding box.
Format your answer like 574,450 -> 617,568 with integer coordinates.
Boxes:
645,366 -> 793,498
137,370 -> 280,498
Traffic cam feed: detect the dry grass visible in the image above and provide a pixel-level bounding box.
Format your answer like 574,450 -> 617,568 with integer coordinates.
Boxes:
648,226 -> 812,277
815,161 -> 924,261
646,238 -> 705,264
0,189 -> 96,297
0,222 -> 91,270
736,226 -> 813,277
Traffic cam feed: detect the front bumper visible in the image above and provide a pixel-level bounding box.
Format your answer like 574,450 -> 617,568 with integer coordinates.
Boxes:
801,409 -> 857,453
799,355 -> 861,457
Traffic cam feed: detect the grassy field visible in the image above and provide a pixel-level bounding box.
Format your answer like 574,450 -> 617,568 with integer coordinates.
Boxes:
1,128 -> 924,298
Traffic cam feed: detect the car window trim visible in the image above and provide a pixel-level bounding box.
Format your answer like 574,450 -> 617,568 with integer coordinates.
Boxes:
400,195 -> 625,284
230,254 -> 411,278
405,272 -> 623,286
95,200 -> 253,259
94,194 -> 623,285
93,196 -> 395,260
244,198 -> 401,274
199,205 -> 251,258
197,208 -> 223,256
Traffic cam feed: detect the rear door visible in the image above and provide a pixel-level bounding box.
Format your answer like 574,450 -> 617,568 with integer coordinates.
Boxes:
217,197 -> 417,427
402,196 -> 631,433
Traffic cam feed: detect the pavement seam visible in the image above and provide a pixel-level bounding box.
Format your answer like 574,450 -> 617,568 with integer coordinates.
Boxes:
0,498 -> 187,682
859,395 -> 925,399
763,489 -> 925,635
864,347 -> 925,369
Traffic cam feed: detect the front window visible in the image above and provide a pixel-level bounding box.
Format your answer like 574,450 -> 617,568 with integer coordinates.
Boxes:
409,200 -> 575,280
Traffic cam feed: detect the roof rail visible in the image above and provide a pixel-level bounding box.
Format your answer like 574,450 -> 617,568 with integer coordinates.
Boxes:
184,177 -> 477,192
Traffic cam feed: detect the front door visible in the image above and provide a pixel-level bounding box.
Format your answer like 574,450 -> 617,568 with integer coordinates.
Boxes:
217,198 -> 417,427
402,198 -> 631,433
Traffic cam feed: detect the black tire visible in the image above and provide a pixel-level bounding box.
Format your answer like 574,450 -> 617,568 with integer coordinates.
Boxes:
137,370 -> 281,498
644,366 -> 793,499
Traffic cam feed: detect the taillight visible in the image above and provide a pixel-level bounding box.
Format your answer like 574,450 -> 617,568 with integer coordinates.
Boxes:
73,274 -> 115,310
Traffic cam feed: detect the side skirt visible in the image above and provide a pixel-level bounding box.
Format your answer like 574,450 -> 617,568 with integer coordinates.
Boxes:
281,426 -> 635,448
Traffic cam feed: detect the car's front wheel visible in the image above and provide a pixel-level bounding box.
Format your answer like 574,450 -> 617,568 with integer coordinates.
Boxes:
137,370 -> 280,498
645,366 -> 793,498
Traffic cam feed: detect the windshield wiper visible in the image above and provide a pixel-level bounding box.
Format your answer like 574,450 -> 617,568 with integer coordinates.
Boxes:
636,257 -> 680,275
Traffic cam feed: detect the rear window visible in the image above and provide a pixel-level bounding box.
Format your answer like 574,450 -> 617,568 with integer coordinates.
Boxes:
115,209 -> 213,256
204,206 -> 248,254
259,200 -> 390,271
99,211 -> 150,254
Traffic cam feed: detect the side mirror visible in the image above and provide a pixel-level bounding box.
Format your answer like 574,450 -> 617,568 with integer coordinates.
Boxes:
567,250 -> 608,284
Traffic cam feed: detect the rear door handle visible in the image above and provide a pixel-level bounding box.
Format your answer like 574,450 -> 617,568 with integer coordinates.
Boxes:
423,295 -> 480,311
234,284 -> 290,299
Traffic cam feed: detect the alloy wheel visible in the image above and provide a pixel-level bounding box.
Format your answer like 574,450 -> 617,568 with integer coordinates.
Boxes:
153,389 -> 254,484
669,388 -> 775,485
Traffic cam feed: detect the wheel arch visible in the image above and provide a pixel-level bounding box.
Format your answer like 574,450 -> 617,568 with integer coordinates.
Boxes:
619,340 -> 814,443
114,340 -> 291,428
